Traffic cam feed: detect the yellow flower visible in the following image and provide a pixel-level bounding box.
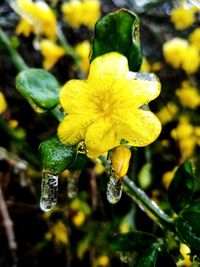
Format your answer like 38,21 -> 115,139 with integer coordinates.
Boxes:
15,18 -> 34,37
163,38 -> 188,68
156,102 -> 178,125
72,211 -> 86,227
13,0 -> 57,40
182,45 -> 199,74
176,81 -> 200,109
40,39 -> 65,70
96,255 -> 109,266
177,244 -> 191,267
171,117 -> 196,160
75,41 -> 90,74
0,92 -> 7,114
61,0 -> 101,29
171,6 -> 195,30
50,221 -> 68,245
190,28 -> 200,50
111,146 -> 131,178
58,52 -> 161,158
162,167 -> 177,189
140,57 -> 151,72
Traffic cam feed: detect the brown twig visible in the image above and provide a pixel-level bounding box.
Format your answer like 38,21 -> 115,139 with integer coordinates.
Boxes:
0,186 -> 18,266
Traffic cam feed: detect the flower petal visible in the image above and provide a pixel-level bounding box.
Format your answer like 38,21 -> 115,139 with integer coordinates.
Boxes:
88,52 -> 129,83
85,118 -> 120,158
58,114 -> 94,145
60,80 -> 94,114
117,110 -> 161,147
126,72 -> 161,107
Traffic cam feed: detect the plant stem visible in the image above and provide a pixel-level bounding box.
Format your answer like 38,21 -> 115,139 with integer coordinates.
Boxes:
123,176 -> 174,227
0,28 -> 28,72
49,107 -> 64,122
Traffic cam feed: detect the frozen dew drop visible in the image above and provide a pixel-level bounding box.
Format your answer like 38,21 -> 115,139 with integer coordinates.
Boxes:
67,171 -> 80,199
107,175 -> 123,204
40,171 -> 58,212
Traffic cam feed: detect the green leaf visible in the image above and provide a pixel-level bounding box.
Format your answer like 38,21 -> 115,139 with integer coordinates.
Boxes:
91,9 -> 142,71
168,160 -> 195,213
134,243 -> 159,267
111,231 -> 157,253
16,69 -> 60,112
68,153 -> 89,170
39,136 -> 76,175
175,199 -> 200,251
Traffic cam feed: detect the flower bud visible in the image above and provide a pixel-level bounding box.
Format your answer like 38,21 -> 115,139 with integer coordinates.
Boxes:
111,146 -> 131,178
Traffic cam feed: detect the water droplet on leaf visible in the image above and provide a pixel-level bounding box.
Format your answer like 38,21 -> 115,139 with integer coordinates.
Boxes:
40,171 -> 58,212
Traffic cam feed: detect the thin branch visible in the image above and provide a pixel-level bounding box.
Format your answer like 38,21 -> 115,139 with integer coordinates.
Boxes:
0,186 -> 18,266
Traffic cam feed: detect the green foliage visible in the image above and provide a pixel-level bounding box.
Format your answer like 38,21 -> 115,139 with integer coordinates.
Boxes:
168,160 -> 195,213
91,9 -> 142,71
134,243 -> 159,267
39,136 -> 89,174
16,69 -> 60,112
39,135 -> 76,174
175,199 -> 200,251
111,230 -> 157,252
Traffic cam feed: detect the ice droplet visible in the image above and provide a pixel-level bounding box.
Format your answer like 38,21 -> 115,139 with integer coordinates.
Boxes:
40,171 -> 58,212
107,175 -> 123,204
67,171 -> 80,199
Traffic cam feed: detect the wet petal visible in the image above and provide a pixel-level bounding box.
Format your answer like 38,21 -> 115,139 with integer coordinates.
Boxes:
85,118 -> 120,158
118,110 -> 161,147
58,114 -> 94,145
60,80 -> 93,114
88,52 -> 129,84
126,72 -> 161,107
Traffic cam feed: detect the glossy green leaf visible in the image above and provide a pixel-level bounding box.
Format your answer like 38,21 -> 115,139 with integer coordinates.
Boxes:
175,199 -> 200,251
91,9 -> 142,71
168,160 -> 195,213
16,69 -> 60,112
134,243 -> 159,267
39,136 -> 76,175
111,231 -> 157,253
39,136 -> 89,174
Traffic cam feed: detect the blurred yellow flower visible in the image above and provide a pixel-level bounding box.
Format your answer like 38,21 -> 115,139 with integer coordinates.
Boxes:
72,211 -> 86,227
14,0 -> 57,40
61,0 -> 101,29
40,39 -> 65,70
48,221 -> 68,245
8,120 -> 19,128
58,52 -> 161,158
163,38 -> 200,73
171,6 -> 195,30
190,28 -> 200,50
156,102 -> 178,125
171,117 -> 197,160
75,40 -> 90,74
93,158 -> 105,175
176,81 -> 200,109
96,255 -> 109,266
151,61 -> 162,72
177,244 -> 191,267
16,18 -> 34,37
0,92 -> 7,114
163,38 -> 188,68
140,57 -> 151,72
162,167 -> 177,189
182,45 -> 199,74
